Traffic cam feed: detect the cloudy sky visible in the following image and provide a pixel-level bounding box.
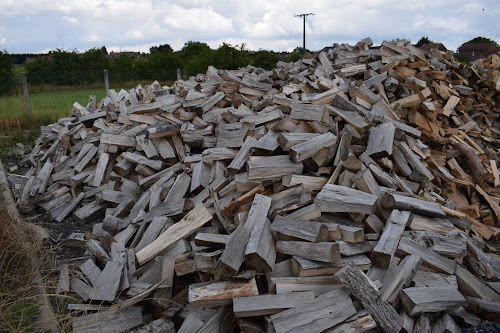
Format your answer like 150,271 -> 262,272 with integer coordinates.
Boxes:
0,0 -> 498,54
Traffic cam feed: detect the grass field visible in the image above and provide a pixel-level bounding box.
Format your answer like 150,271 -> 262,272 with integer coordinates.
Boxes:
0,89 -> 107,129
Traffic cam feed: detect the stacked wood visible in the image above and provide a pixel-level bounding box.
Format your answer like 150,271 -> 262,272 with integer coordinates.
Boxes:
10,38 -> 500,332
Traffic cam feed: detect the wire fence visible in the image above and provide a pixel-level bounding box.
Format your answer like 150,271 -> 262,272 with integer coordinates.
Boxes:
0,70 -> 177,130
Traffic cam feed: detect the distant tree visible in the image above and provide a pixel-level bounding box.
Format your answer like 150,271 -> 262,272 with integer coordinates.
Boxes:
110,53 -> 136,81
464,36 -> 499,46
252,50 -> 279,70
100,46 -> 108,55
289,47 -> 305,62
81,47 -> 110,82
390,38 -> 411,45
178,41 -> 214,77
0,50 -> 14,94
150,44 -> 174,54
415,36 -> 433,47
213,42 -> 244,70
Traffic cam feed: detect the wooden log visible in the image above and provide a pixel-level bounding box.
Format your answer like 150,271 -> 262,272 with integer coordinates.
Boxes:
379,254 -> 422,304
55,192 -> 85,223
188,278 -> 259,306
135,203 -> 212,265
397,237 -> 455,274
292,255 -> 371,277
325,105 -> 370,134
245,218 -> 276,273
271,215 -> 328,242
395,141 -> 434,182
290,103 -> 326,122
253,130 -> 280,151
215,194 -> 272,277
278,133 -> 319,151
73,202 -> 108,224
455,263 -> 500,302
233,291 -> 315,318
335,262 -> 404,333
177,314 -> 205,333
383,192 -> 445,218
366,122 -> 395,159
432,312 -> 461,333
87,261 -> 124,302
276,241 -> 340,263
270,288 -> 356,333
247,155 -> 303,180
122,152 -> 162,170
197,306 -> 235,333
72,306 -> 143,333
227,136 -> 257,173
100,133 -> 136,147
400,287 -> 466,316
371,210 -> 412,268
289,132 -> 336,163
316,184 -> 377,215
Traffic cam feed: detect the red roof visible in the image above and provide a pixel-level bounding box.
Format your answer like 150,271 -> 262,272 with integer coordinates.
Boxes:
459,43 -> 497,52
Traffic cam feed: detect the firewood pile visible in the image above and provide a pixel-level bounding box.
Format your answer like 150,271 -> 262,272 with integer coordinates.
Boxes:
10,37 -> 500,332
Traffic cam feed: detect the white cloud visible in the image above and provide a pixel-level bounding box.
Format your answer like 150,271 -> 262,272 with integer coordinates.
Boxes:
0,37 -> 6,45
0,0 -> 497,54
61,16 -> 79,25
162,5 -> 234,34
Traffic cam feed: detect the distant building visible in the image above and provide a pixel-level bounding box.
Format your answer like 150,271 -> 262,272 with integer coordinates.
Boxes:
108,51 -> 141,60
458,43 -> 498,61
420,43 -> 447,53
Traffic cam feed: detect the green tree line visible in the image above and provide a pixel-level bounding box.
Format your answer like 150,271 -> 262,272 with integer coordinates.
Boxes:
3,42 -> 283,89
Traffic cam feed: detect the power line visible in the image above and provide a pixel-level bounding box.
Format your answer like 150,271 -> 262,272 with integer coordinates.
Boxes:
295,13 -> 314,55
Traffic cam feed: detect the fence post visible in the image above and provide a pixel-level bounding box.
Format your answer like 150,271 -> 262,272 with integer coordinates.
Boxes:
104,69 -> 110,95
177,69 -> 181,81
21,72 -> 33,127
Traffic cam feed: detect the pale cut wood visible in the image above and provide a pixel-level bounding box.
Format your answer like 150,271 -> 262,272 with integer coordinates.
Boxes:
398,237 -> 456,274
278,133 -> 319,151
247,155 -> 303,180
383,192 -> 445,218
135,203 -> 212,265
366,122 -> 395,158
396,141 -> 434,182
316,184 -> 377,215
72,306 -> 143,333
197,306 -> 234,333
324,311 -> 377,333
400,287 -> 466,316
215,194 -> 272,277
271,215 -> 328,242
380,254 -> 422,304
432,312 -> 461,333
55,192 -> 85,223
100,133 -> 136,147
290,103 -> 326,122
245,218 -> 276,272
122,151 -> 162,170
292,255 -> 372,277
282,174 -> 328,191
228,136 -> 258,173
80,259 -> 102,286
336,262 -> 404,333
276,241 -> 340,263
233,291 -> 315,318
442,95 -> 460,116
371,210 -> 412,268
270,288 -> 356,333
73,202 -> 107,224
253,130 -> 280,151
289,132 -> 336,163
88,261 -> 124,302
177,314 -> 205,333
325,104 -> 370,133
188,278 -> 259,306
455,263 -> 500,302
91,152 -> 109,187
56,264 -> 70,294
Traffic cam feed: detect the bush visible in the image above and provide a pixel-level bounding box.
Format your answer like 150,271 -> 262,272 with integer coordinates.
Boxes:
0,51 -> 15,95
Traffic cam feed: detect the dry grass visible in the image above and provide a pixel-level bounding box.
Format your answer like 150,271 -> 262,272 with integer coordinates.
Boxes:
0,195 -> 43,332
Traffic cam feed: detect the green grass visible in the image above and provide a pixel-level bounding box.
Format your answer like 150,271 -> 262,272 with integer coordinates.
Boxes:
0,89 -> 107,129
13,64 -> 25,82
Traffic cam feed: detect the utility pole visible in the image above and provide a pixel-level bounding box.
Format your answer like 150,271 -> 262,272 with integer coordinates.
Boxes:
295,13 -> 314,55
